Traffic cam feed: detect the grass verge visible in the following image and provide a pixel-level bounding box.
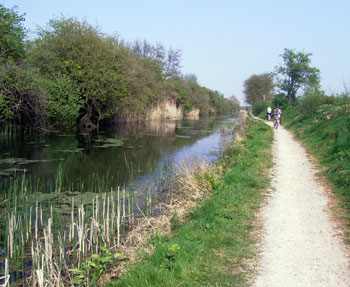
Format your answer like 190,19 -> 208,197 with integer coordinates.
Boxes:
106,116 -> 273,287
282,98 -> 350,242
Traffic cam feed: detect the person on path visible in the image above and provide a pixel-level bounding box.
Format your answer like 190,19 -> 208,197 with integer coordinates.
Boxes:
273,106 -> 282,124
266,106 -> 272,120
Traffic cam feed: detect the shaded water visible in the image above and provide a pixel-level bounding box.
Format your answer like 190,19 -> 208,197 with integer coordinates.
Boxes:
0,116 -> 237,192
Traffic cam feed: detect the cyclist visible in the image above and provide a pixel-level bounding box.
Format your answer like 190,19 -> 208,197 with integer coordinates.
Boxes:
273,106 -> 282,126
266,106 -> 272,120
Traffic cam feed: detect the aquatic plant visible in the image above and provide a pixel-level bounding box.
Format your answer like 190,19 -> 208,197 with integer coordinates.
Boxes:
0,160 -> 178,286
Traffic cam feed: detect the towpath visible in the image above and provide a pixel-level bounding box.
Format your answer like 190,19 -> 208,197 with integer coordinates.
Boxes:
253,121 -> 350,286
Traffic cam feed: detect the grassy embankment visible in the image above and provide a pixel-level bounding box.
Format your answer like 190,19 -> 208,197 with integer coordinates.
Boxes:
282,95 -> 350,241
107,115 -> 273,286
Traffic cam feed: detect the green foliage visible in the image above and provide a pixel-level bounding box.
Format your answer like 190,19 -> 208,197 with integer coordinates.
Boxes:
0,90 -> 13,119
27,17 -> 163,128
252,100 -> 270,116
171,76 -> 234,116
297,89 -> 332,119
0,61 -> 46,126
109,116 -> 273,286
170,215 -> 182,231
243,73 -> 274,105
0,4 -> 26,61
275,48 -> 320,103
1,13 -> 233,131
46,74 -> 84,129
70,247 -> 125,286
208,89 -> 235,115
130,40 -> 182,79
272,93 -> 289,110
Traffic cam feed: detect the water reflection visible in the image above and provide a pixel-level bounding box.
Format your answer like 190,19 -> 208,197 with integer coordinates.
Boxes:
0,117 -> 237,192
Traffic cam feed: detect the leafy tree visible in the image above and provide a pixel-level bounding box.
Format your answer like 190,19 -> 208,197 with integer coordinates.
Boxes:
0,4 -> 26,61
272,93 -> 290,110
272,93 -> 289,110
275,48 -> 320,104
0,62 -> 46,127
243,73 -> 274,105
28,17 -> 163,128
208,90 -> 234,115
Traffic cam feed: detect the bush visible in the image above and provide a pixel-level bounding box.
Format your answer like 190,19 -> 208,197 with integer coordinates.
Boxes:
46,75 -> 84,129
252,101 -> 270,116
272,93 -> 289,110
298,89 -> 334,119
0,61 -> 46,127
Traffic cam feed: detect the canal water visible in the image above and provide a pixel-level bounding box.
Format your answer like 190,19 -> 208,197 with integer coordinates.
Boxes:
0,116 -> 237,193
0,116 -> 238,283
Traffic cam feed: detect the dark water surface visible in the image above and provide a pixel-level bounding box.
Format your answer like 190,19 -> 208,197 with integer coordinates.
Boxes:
0,116 -> 237,192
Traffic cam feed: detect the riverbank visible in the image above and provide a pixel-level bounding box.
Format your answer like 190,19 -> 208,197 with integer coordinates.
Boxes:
105,114 -> 273,286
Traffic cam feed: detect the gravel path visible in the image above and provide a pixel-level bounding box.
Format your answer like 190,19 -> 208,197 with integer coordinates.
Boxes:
253,122 -> 350,287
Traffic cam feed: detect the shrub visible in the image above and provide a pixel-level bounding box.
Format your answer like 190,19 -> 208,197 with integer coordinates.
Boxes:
46,75 -> 84,129
0,61 -> 46,127
272,93 -> 289,110
252,100 -> 270,116
298,89 -> 334,119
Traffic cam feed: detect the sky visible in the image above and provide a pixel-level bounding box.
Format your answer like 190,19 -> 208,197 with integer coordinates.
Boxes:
3,0 -> 350,104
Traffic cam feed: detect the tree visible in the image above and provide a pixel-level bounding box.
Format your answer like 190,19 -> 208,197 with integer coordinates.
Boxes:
275,48 -> 320,103
28,17 -> 164,128
229,95 -> 240,107
272,93 -> 289,110
0,5 -> 45,128
0,4 -> 26,61
0,62 -> 46,127
164,48 -> 182,79
243,73 -> 274,105
129,40 -> 182,79
183,73 -> 198,84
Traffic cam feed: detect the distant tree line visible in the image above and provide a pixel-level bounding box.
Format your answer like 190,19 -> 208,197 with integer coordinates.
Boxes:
243,48 -> 323,115
0,5 -> 238,130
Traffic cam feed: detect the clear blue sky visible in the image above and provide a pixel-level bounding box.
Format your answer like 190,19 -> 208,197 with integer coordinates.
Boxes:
4,0 -> 350,103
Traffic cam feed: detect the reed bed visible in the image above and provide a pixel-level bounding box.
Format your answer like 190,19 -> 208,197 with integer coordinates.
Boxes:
0,155 -> 217,286
0,167 -> 171,286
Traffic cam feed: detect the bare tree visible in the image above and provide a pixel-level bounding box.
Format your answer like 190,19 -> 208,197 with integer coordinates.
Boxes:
183,73 -> 198,84
164,48 -> 182,79
128,40 -> 181,78
229,95 -> 240,107
343,79 -> 350,97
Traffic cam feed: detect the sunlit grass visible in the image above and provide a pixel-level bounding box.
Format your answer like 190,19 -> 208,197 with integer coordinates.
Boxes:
109,117 -> 273,287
